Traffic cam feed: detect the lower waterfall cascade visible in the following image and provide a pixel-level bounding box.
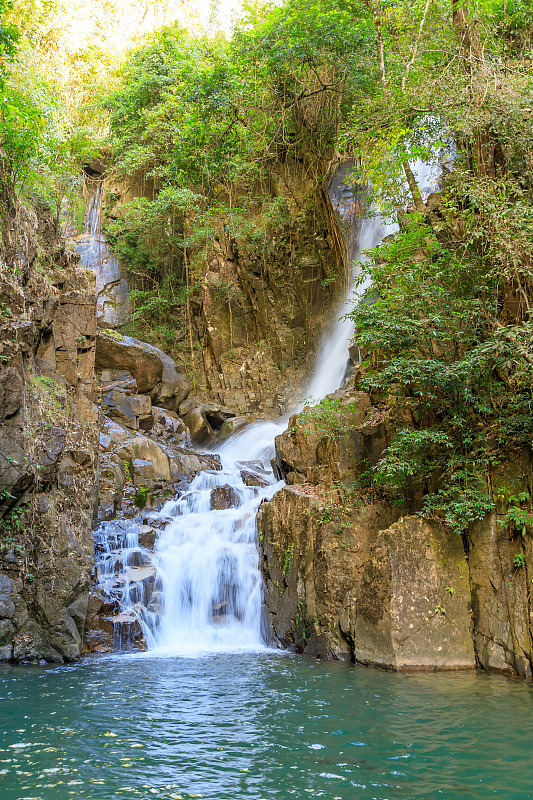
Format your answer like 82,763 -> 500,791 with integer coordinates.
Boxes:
93,160 -> 442,655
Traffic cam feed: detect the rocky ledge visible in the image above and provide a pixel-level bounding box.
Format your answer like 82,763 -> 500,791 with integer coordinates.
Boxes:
259,389 -> 533,678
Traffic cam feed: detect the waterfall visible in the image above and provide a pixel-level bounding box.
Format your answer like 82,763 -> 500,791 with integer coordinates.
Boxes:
74,181 -> 130,327
94,159 -> 440,656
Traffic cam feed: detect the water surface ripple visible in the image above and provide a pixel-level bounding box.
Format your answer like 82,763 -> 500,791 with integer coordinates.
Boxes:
1,654 -> 533,799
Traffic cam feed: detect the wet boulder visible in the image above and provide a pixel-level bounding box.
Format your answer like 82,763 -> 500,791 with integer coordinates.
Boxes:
99,417 -> 132,451
217,415 -> 257,442
210,485 -> 240,510
240,468 -> 269,488
138,526 -> 158,550
115,433 -> 221,485
237,460 -> 270,488
131,458 -> 157,487
180,399 -> 236,445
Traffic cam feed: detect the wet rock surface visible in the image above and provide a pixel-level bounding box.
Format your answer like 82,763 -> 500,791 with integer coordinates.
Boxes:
97,413 -> 221,523
210,485 -> 240,510
180,399 -> 236,445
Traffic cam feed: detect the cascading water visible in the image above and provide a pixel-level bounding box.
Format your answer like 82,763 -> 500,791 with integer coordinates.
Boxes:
148,465 -> 283,653
74,180 -> 130,327
94,159 -> 442,655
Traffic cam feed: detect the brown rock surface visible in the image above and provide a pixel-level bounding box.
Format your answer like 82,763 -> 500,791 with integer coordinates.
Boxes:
210,485 -> 240,510
469,516 -> 533,677
96,331 -> 163,392
0,261 -> 98,664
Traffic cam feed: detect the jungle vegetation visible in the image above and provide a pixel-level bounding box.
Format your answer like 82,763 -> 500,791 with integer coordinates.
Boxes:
1,0 -> 533,531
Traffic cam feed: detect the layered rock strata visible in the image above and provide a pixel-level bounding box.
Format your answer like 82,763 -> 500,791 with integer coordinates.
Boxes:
0,263 -> 98,663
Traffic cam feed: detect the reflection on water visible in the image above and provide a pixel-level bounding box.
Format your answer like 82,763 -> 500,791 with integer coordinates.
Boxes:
1,654 -> 533,799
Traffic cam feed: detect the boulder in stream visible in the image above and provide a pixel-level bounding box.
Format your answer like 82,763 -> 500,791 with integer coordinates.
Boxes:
179,398 -> 236,445
210,485 -> 240,510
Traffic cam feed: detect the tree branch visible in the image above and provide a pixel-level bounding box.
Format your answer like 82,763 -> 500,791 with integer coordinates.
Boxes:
402,0 -> 432,92
364,0 -> 388,91
402,160 -> 426,213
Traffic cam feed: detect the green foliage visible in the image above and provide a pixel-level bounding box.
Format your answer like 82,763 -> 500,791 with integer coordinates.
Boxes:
133,486 -> 151,509
0,4 -> 97,242
105,2 -> 374,189
421,486 -> 496,535
0,1 -> 19,81
348,211 -> 529,531
499,493 -> 533,537
513,552 -> 526,569
0,300 -> 13,319
1,503 -> 31,547
283,542 -> 295,577
293,395 -> 358,440
373,429 -> 452,488
98,1 -> 380,346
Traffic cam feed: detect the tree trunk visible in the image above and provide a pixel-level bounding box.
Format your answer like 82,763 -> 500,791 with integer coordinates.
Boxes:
364,0 -> 388,90
451,0 -> 484,70
402,160 -> 426,213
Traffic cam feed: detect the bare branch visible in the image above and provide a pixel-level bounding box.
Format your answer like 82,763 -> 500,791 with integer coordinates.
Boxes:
364,0 -> 388,91
402,0 -> 432,93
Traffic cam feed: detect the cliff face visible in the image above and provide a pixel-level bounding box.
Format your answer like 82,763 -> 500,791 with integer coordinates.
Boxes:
192,172 -> 346,417
259,391 -> 533,678
105,161 -> 347,419
0,203 -> 98,663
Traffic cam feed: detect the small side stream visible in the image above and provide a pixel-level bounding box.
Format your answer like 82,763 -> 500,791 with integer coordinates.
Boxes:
74,179 -> 130,327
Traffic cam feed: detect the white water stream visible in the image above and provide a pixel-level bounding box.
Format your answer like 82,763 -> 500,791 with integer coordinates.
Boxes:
94,160 -> 441,656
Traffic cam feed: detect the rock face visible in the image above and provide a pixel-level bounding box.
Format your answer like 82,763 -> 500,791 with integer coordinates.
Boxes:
116,162 -> 346,419
259,391 -> 533,677
97,414 -> 221,522
353,517 -> 474,670
0,261 -> 98,663
469,515 -> 533,677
